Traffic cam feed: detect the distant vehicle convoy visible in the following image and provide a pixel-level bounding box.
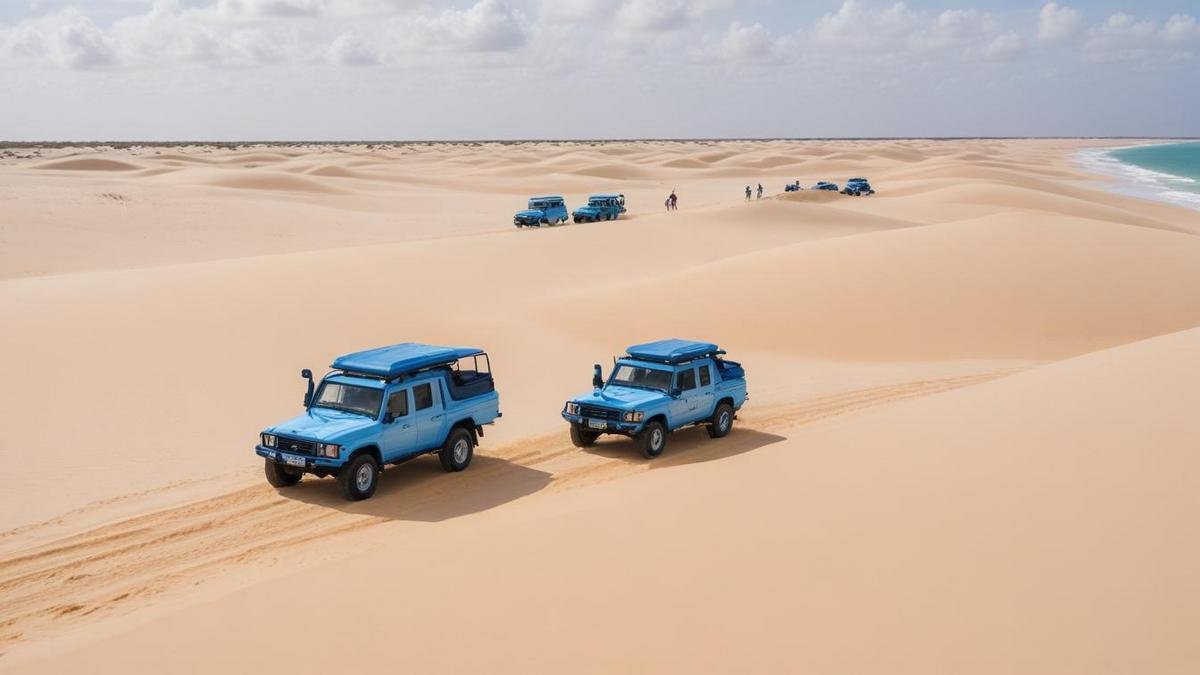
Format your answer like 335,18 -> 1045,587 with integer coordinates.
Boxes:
573,193 -> 626,223
256,344 -> 501,500
561,339 -> 748,459
514,195 -> 568,227
784,178 -> 876,195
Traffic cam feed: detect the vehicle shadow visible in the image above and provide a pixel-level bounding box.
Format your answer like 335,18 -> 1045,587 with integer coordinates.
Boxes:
580,426 -> 786,468
282,455 -> 552,523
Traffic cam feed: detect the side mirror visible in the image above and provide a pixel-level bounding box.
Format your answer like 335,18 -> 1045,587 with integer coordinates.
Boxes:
301,368 -> 315,408
382,412 -> 395,425
670,388 -> 682,398
592,364 -> 603,389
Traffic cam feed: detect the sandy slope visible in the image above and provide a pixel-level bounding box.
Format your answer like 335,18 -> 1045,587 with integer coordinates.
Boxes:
2,139 -> 1200,672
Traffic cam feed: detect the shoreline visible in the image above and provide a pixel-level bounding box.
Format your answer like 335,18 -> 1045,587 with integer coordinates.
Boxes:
1075,142 -> 1200,211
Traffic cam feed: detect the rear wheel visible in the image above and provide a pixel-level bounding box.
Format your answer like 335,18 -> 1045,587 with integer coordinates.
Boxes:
337,454 -> 378,501
707,402 -> 735,439
439,428 -> 474,472
264,459 -> 302,488
637,421 -> 667,459
570,423 -> 600,448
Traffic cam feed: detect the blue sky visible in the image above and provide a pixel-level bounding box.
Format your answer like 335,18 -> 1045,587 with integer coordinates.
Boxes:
1,1 -> 1197,140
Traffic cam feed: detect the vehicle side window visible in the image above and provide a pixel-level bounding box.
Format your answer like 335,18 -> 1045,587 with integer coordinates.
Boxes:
698,365 -> 711,387
387,390 -> 409,418
414,383 -> 434,411
677,368 -> 697,391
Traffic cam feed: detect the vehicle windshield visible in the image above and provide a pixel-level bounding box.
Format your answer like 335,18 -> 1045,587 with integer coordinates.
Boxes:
588,198 -> 608,206
609,364 -> 673,392
313,382 -> 382,417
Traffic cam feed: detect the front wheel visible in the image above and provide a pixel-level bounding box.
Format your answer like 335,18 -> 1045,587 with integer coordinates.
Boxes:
570,423 -> 600,448
439,428 -> 474,472
264,459 -> 302,488
337,454 -> 379,501
707,402 -> 735,439
637,421 -> 667,459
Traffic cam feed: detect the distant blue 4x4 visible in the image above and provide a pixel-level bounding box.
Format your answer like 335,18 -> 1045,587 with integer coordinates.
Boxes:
514,195 -> 568,227
572,193 -> 626,223
841,177 -> 875,196
561,339 -> 748,458
256,343 -> 501,500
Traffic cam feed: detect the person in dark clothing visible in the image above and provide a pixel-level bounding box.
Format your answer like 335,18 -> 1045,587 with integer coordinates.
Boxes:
745,185 -> 752,201
669,190 -> 678,210
756,183 -> 763,199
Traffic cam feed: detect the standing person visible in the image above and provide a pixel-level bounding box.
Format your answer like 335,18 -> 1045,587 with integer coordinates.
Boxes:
669,190 -> 678,210
756,183 -> 763,199
664,195 -> 671,212
745,185 -> 752,201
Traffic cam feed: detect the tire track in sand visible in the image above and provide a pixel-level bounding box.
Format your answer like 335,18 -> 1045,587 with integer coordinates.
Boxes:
0,368 -> 1015,651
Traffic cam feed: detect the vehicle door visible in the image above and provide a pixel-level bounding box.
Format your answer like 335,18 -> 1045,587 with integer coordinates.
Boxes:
693,362 -> 716,418
379,387 -> 419,462
411,379 -> 446,449
671,367 -> 699,425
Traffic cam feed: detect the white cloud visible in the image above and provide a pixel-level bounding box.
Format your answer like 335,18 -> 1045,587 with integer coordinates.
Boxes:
1085,12 -> 1159,63
326,30 -> 379,65
980,31 -> 1024,61
813,0 -> 920,49
408,0 -> 528,52
713,21 -> 787,63
1163,14 -> 1199,42
1037,3 -> 1082,43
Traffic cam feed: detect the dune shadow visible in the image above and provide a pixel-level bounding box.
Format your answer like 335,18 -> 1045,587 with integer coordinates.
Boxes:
281,455 -> 552,522
580,426 -> 787,468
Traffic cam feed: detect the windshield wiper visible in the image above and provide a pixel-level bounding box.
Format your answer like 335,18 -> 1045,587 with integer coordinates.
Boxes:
314,404 -> 375,418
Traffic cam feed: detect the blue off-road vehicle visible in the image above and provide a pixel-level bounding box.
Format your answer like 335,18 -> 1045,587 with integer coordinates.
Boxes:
561,339 -> 748,458
572,193 -> 626,223
514,195 -> 568,227
842,178 -> 875,196
813,181 -> 839,192
256,343 -> 501,500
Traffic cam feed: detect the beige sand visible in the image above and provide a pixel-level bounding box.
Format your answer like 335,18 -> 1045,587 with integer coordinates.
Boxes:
1,139 -> 1199,673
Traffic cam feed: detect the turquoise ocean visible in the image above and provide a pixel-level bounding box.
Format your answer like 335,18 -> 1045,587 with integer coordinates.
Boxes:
1079,141 -> 1200,210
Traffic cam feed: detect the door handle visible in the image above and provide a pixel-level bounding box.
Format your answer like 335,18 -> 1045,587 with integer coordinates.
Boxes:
401,424 -> 413,429
431,414 -> 443,420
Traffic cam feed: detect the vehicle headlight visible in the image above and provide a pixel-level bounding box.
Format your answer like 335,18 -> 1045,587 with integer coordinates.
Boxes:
623,411 -> 644,423
317,443 -> 340,459
564,402 -> 580,415
261,433 -> 277,448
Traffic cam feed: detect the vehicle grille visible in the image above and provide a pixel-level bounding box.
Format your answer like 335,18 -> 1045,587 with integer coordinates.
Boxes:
277,436 -> 315,455
580,405 -> 620,421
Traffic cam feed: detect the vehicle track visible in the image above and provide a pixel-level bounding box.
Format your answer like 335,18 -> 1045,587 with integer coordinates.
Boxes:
0,368 -> 1015,651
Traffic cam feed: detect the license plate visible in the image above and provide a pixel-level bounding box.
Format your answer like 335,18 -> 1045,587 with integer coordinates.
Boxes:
283,454 -> 306,468
587,419 -> 607,430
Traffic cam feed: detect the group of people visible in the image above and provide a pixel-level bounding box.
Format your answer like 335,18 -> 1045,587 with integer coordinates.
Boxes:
745,183 -> 764,200
663,190 -> 678,211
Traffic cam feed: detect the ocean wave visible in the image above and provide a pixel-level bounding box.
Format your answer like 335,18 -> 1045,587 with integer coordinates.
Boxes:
1076,147 -> 1200,211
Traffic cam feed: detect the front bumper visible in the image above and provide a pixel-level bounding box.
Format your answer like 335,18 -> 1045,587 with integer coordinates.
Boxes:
561,412 -> 643,435
256,444 -> 344,471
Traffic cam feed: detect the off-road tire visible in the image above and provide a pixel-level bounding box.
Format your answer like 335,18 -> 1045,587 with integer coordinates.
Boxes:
570,423 -> 600,448
338,454 -> 379,501
707,402 -> 735,439
637,421 -> 667,459
264,459 -> 302,487
439,428 -> 474,472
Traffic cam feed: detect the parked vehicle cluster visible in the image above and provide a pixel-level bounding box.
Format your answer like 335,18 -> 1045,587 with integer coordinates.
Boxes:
514,193 -> 626,227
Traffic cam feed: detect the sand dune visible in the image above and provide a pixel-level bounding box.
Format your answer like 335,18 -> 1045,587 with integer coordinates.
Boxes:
34,158 -> 142,171
2,139 -> 1200,673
